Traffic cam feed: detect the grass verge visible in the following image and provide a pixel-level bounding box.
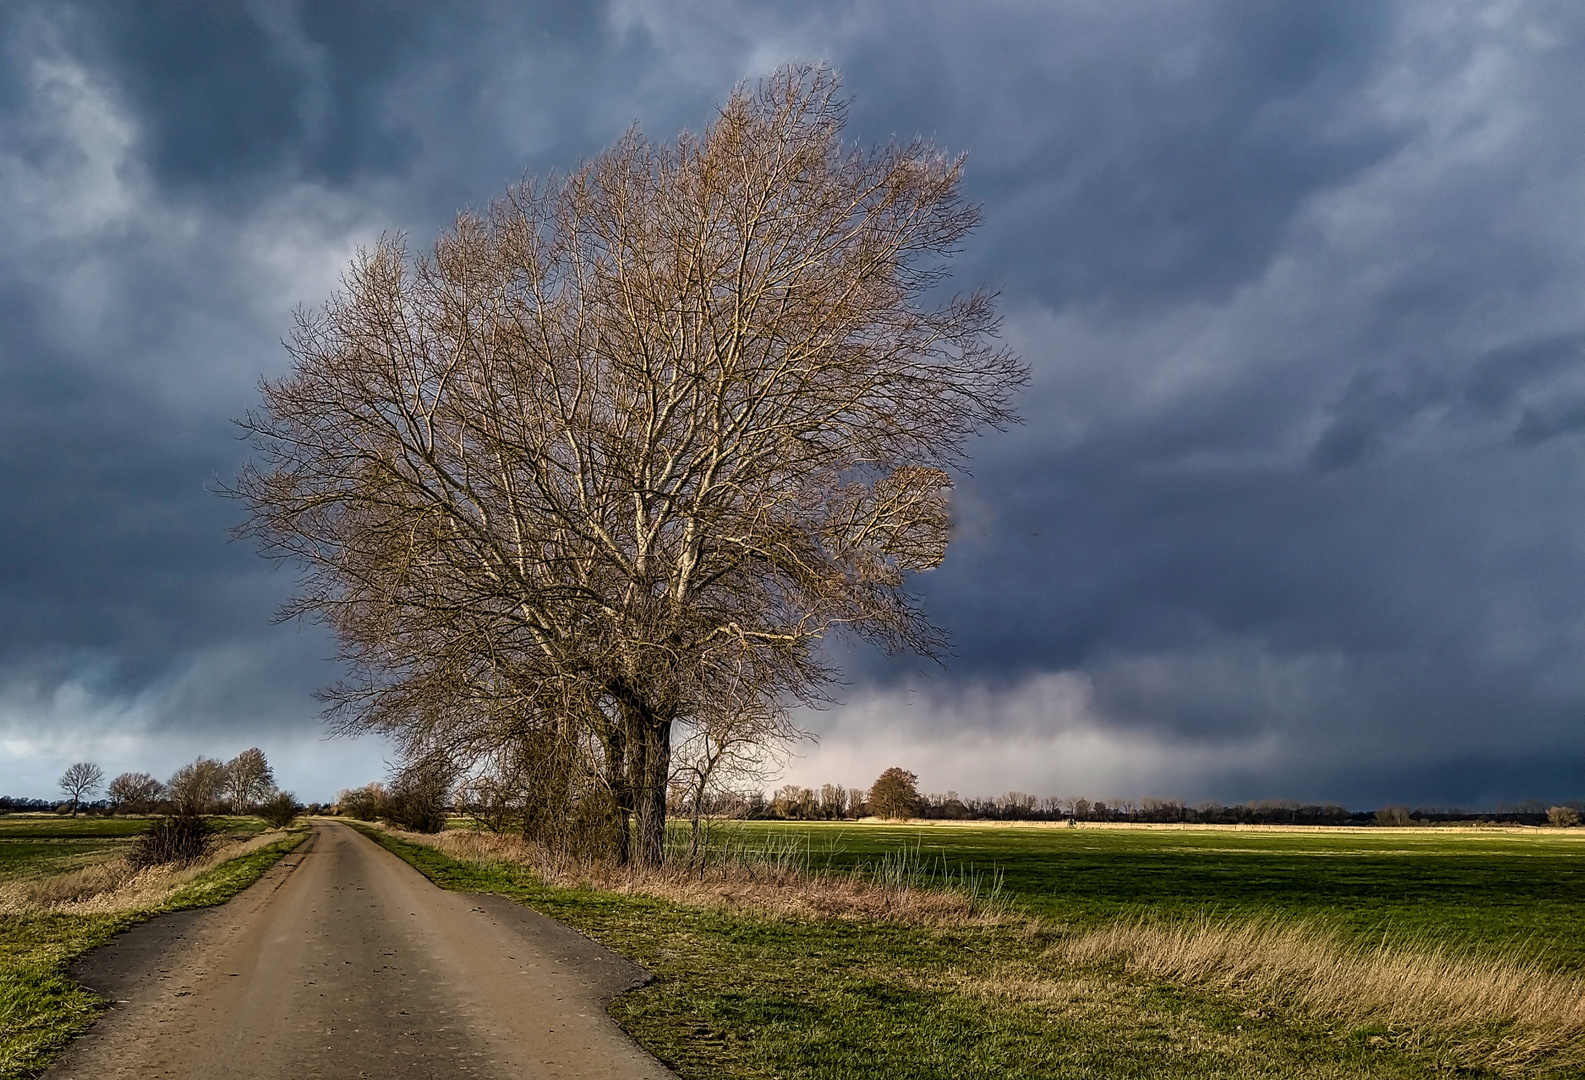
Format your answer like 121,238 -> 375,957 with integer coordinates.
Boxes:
355,823 -> 1562,1080
0,825 -> 308,1079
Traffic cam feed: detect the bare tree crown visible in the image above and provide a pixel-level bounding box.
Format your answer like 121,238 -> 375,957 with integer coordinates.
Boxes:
225,748 -> 276,812
234,65 -> 1025,865
59,761 -> 104,816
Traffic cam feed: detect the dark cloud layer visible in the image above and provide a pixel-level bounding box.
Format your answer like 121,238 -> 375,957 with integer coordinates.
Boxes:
1,0 -> 1582,806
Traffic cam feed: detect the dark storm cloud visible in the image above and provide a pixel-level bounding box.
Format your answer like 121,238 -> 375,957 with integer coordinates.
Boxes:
1,0 -> 1582,805
832,3 -> 1406,308
64,0 -> 609,189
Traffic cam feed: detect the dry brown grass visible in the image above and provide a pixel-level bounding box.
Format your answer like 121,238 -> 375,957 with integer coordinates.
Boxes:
1059,914 -> 1585,1073
385,826 -> 1015,924
0,831 -> 285,915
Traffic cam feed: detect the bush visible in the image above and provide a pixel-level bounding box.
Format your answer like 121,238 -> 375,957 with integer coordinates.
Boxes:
337,784 -> 382,820
127,815 -> 214,869
379,756 -> 454,834
383,784 -> 448,833
1547,805 -> 1580,827
259,791 -> 300,828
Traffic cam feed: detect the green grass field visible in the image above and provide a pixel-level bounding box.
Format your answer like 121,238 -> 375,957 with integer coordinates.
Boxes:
0,815 -> 270,884
0,824 -> 138,883
697,821 -> 1585,969
376,818 -> 1585,1080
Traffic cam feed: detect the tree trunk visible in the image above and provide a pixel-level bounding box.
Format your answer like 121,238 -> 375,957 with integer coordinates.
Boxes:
597,721 -> 633,866
632,719 -> 672,868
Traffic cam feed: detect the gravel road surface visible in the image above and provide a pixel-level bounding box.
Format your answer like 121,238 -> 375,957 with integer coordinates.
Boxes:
44,820 -> 676,1080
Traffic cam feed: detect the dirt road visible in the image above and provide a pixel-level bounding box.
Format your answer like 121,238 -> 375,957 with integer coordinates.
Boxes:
45,820 -> 676,1080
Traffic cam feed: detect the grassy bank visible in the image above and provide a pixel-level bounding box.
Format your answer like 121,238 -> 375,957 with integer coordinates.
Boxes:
359,821 -> 1585,1079
0,818 -> 306,1079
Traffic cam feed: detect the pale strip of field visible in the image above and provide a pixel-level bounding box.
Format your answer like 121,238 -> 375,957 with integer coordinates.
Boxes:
769,817 -> 1585,837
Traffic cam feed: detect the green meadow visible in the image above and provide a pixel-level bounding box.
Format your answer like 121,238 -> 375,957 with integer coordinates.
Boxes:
0,817 -> 151,883
700,820 -> 1585,969
371,818 -> 1585,1080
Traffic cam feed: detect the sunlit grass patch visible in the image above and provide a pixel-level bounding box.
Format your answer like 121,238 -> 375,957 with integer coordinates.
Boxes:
1059,913 -> 1585,1074
701,820 -> 1585,970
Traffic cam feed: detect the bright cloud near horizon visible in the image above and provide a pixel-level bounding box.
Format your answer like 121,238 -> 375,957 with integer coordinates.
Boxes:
2,2 -> 1583,808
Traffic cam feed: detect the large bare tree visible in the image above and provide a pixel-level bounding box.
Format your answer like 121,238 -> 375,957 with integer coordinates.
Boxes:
167,757 -> 228,817
235,65 -> 1024,866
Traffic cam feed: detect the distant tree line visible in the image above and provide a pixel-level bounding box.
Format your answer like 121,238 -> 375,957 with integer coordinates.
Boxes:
658,769 -> 1585,828
316,759 -> 1583,834
0,748 -> 307,827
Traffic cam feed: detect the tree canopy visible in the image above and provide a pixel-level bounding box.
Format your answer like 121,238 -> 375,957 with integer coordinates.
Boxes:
868,767 -> 921,821
235,65 -> 1024,865
58,761 -> 103,817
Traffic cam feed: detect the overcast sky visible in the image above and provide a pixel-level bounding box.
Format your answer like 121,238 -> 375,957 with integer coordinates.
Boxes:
2,1 -> 1582,807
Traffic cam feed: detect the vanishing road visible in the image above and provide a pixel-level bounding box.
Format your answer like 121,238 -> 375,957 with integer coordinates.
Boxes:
46,820 -> 676,1080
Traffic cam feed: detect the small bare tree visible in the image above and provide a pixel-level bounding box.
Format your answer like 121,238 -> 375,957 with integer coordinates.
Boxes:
58,762 -> 103,817
259,790 -> 300,828
337,783 -> 382,821
106,771 -> 164,813
224,748 -> 276,813
670,663 -> 800,858
672,720 -> 789,857
235,64 -> 1024,866
381,754 -> 456,833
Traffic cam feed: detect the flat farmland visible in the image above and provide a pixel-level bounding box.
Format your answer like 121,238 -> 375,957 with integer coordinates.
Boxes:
700,821 -> 1585,969
373,818 -> 1585,1079
0,816 -> 270,883
0,818 -> 152,883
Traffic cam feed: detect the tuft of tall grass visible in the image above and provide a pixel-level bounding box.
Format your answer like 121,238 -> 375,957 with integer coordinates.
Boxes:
1060,913 -> 1585,1073
384,826 -> 1015,924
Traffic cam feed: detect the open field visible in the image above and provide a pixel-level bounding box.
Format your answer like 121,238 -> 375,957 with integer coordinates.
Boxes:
0,819 -> 148,884
696,820 -> 1585,969
0,816 -> 267,886
370,818 -> 1585,1080
0,815 -> 304,1079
